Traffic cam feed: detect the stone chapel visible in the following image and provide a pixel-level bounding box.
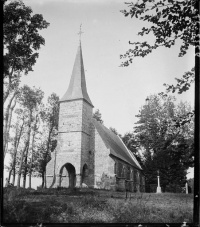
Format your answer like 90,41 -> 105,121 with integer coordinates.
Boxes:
46,41 -> 145,192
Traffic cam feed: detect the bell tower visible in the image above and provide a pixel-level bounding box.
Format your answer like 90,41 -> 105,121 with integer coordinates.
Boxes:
46,40 -> 94,188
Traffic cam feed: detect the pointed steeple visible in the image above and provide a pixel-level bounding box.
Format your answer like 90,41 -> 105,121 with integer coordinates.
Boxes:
60,42 -> 93,107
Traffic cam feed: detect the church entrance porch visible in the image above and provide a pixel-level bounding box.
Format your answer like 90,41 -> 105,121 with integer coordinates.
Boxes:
59,163 -> 76,188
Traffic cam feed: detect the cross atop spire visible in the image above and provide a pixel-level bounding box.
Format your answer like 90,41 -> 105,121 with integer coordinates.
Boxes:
78,24 -> 84,41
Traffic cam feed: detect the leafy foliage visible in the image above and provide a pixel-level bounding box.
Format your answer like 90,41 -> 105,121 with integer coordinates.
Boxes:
93,109 -> 103,124
18,85 -> 44,111
4,0 -> 49,75
120,0 -> 199,66
15,85 -> 44,188
35,93 -> 59,187
5,89 -> 60,188
133,94 -> 194,190
40,93 -> 59,153
3,0 -> 49,102
163,67 -> 195,94
109,127 -> 122,137
121,133 -> 143,167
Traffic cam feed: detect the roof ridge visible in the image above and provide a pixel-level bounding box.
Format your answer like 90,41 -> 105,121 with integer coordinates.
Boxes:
92,118 -> 143,170
117,135 -> 142,170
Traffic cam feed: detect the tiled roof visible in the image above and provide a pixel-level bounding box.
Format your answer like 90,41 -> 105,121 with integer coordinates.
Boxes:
92,118 -> 142,170
60,42 -> 93,107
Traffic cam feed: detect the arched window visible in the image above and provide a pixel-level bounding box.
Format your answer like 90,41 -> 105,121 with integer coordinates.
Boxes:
118,162 -> 123,177
142,176 -> 145,185
130,169 -> 133,180
134,170 -> 137,182
122,166 -> 126,178
127,166 -> 131,180
137,172 -> 140,184
114,162 -> 117,175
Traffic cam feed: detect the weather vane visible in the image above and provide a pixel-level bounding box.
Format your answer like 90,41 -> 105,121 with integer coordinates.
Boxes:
78,24 -> 84,41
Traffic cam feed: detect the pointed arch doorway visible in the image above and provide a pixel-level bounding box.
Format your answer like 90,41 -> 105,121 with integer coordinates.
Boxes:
59,163 -> 76,188
82,164 -> 89,185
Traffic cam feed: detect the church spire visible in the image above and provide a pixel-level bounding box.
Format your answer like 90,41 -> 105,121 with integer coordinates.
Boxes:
60,38 -> 93,107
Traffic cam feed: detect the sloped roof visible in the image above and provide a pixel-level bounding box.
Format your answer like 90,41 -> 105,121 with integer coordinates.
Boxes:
92,118 -> 142,170
60,42 -> 93,107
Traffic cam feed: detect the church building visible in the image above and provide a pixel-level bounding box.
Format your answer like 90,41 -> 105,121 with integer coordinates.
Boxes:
46,41 -> 145,192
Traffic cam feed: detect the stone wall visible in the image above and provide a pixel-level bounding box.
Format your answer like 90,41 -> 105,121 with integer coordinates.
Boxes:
59,101 -> 83,133
92,127 -> 116,189
114,157 -> 145,192
46,99 -> 93,188
80,101 -> 93,187
82,101 -> 92,135
88,122 -> 96,187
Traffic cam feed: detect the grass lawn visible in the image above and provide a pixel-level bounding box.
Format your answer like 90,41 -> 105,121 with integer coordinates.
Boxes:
3,187 -> 193,224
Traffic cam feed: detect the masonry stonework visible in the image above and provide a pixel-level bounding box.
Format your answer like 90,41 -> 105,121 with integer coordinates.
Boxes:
93,129 -> 115,189
46,98 -> 93,188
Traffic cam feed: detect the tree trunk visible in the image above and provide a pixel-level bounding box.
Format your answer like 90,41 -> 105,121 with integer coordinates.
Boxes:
50,148 -> 57,189
4,71 -> 12,104
4,91 -> 17,159
8,169 -> 12,184
5,96 -> 17,154
42,127 -> 53,188
8,138 -> 17,183
11,117 -> 25,185
28,166 -> 32,189
41,171 -> 45,188
29,146 -> 33,188
12,165 -> 16,186
44,170 -> 47,188
17,112 -> 32,189
23,145 -> 30,188
8,113 -> 19,183
3,61 -> 18,104
29,114 -> 38,188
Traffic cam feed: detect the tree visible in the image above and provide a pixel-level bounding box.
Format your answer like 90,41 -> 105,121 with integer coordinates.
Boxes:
120,0 -> 199,66
34,141 -> 51,188
7,108 -> 26,184
28,112 -> 40,188
134,94 -> 194,191
3,0 -> 49,103
163,67 -> 195,94
3,0 -> 49,162
121,132 -> 144,167
120,0 -> 198,101
16,85 -> 44,188
93,109 -> 103,124
109,127 -> 121,136
3,92 -> 18,157
39,93 -> 59,188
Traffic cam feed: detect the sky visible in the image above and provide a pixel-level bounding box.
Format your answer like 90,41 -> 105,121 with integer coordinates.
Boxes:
19,0 -> 194,135
4,0 -> 195,186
